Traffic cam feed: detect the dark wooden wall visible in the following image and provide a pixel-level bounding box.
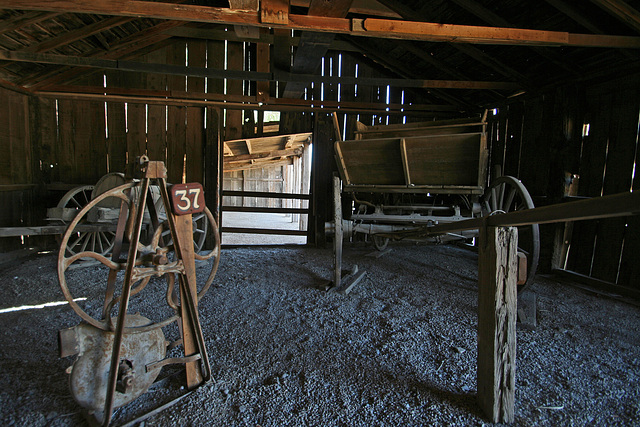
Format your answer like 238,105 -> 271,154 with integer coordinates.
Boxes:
487,75 -> 640,293
0,86 -> 34,251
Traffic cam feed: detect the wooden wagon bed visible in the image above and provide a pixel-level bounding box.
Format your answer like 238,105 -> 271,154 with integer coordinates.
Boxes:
335,117 -> 488,195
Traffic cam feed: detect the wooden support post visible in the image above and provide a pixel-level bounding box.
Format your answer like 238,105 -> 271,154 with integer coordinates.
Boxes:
333,174 -> 343,287
477,226 -> 518,423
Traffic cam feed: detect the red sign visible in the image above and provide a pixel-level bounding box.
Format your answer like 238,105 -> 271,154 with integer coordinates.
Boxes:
170,183 -> 205,215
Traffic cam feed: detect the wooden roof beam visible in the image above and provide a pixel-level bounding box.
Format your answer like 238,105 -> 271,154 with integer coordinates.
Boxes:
544,0 -> 604,34
0,48 -> 521,90
223,147 -> 303,163
590,0 -> 640,34
2,1 -> 640,48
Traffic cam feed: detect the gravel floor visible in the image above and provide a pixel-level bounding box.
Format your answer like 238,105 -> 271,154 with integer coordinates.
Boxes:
1,242 -> 639,426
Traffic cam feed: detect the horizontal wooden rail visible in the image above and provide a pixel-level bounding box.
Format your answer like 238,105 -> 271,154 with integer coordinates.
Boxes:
0,224 -> 115,237
222,206 -> 309,214
0,184 -> 37,192
426,191 -> 639,235
221,227 -> 308,236
222,190 -> 310,200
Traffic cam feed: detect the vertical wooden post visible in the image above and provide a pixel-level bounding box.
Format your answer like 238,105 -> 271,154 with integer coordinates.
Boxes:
333,174 -> 342,287
477,226 -> 518,423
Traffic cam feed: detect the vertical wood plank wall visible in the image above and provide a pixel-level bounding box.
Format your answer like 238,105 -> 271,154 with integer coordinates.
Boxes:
487,76 -> 640,292
0,87 -> 32,250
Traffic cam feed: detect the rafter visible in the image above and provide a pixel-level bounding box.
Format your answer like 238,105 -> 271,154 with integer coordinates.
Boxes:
1,1 -> 639,48
448,0 -> 582,76
591,0 -> 640,34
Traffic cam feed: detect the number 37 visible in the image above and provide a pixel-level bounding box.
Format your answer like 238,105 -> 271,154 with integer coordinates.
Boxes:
170,183 -> 205,215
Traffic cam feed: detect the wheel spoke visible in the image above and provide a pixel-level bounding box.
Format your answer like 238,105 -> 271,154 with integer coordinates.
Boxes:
490,187 -> 498,212
504,188 -> 516,213
497,183 -> 505,210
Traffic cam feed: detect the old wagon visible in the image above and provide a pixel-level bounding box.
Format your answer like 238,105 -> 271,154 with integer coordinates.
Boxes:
331,114 -> 540,293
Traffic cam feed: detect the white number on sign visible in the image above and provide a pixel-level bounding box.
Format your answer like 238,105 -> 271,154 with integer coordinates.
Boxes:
174,188 -> 202,212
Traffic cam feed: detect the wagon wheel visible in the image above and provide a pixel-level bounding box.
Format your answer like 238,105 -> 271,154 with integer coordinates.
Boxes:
58,182 -> 221,332
154,195 -> 209,253
57,185 -> 117,257
483,176 -> 540,293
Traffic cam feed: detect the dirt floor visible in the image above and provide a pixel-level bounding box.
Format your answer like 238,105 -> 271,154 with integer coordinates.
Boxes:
1,241 -> 639,426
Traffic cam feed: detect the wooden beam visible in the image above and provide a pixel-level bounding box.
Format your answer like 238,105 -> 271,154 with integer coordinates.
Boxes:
35,87 -> 462,114
477,226 -> 517,423
591,0 -> 640,34
424,191 -> 640,236
2,1 -> 637,48
0,49 -> 520,90
223,147 -> 303,163
221,190 -> 311,200
222,205 -> 309,214
220,226 -> 306,236
290,0 -> 400,18
223,142 -> 234,156
261,0 -> 289,25
544,0 -> 604,34
164,26 -> 360,52
223,158 -> 294,171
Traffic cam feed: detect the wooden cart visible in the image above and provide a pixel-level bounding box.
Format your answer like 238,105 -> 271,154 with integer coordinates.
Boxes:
331,115 -> 540,293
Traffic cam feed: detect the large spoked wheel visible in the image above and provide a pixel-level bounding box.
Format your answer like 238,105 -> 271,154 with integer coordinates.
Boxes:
154,197 -> 209,254
58,182 -> 221,332
57,185 -> 118,257
482,176 -> 540,293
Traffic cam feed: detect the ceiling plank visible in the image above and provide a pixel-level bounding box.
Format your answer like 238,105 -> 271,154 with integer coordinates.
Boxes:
590,0 -> 640,34
0,11 -> 60,36
2,1 -> 639,48
22,16 -> 134,53
23,20 -> 185,88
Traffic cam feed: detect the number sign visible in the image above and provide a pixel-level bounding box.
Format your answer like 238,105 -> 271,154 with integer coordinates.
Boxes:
170,183 -> 205,215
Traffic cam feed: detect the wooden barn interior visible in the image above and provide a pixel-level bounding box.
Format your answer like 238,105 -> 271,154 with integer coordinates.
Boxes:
0,0 -> 640,425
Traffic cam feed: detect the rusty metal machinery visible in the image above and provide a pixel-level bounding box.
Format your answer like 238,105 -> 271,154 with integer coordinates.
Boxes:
57,156 -> 220,426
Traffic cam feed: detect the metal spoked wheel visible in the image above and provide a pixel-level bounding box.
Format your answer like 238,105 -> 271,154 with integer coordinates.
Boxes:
58,182 -> 221,333
482,176 -> 540,293
154,196 -> 209,254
